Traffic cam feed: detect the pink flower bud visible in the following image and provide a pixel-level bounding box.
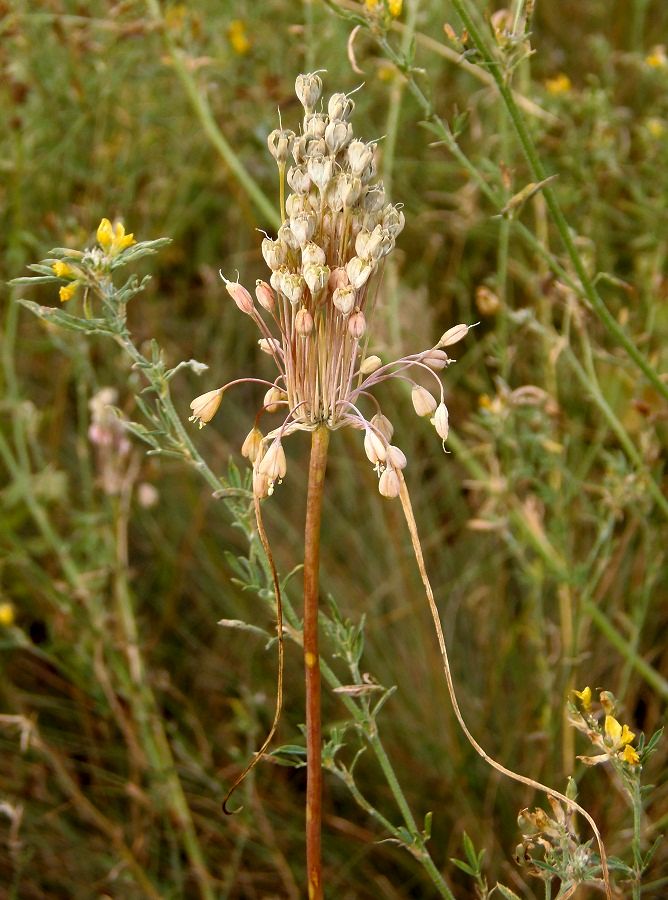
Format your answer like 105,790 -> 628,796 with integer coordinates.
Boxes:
411,385 -> 437,417
387,445 -> 407,470
348,309 -> 366,339
255,280 -> 276,312
333,285 -> 356,316
364,429 -> 387,465
421,349 -> 449,370
371,413 -> 394,441
295,306 -> 314,336
224,279 -> 254,314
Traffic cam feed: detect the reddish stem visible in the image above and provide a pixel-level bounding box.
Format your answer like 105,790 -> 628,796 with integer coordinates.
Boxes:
303,425 -> 329,900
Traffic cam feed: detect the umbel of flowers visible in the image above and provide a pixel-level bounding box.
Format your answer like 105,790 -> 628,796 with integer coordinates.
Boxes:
190,73 -> 470,496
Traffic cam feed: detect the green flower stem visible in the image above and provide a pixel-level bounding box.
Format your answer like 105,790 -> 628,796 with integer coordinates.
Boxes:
144,0 -> 280,231
631,777 -> 643,900
450,0 -> 668,403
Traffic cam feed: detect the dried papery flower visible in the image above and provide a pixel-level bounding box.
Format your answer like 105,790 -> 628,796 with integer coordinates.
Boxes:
378,466 -> 401,498
241,427 -> 263,463
431,402 -> 449,440
192,73 -> 470,496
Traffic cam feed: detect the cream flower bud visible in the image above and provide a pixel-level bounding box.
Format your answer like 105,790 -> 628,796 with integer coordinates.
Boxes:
359,355 -> 382,375
356,224 -> 393,262
379,466 -> 401,499
241,427 -> 263,463
261,237 -> 288,271
189,388 -> 223,428
267,128 -> 295,164
371,412 -> 394,441
225,279 -> 254,314
438,323 -> 470,347
347,140 -> 375,177
258,337 -> 282,355
348,309 -> 366,339
295,306 -> 314,336
296,72 -> 323,112
303,137 -> 327,158
387,445 -> 407,470
285,192 -> 308,218
301,242 -> 327,268
270,266 -> 287,292
328,267 -> 349,292
289,211 -> 316,246
252,468 -> 270,500
255,280 -> 276,312
287,165 -> 312,194
303,263 -> 330,294
346,256 -> 374,290
303,113 -> 327,139
337,174 -> 363,209
332,285 -> 356,316
278,222 -> 300,250
263,386 -> 285,413
258,440 -> 287,482
421,349 -> 450,370
411,385 -> 437,417
280,271 -> 305,304
324,119 -> 353,155
328,92 -> 354,121
307,154 -> 335,192
431,402 -> 449,440
364,428 -> 387,465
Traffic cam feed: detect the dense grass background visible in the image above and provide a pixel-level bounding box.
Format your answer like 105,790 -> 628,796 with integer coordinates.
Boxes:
1,1 -> 667,897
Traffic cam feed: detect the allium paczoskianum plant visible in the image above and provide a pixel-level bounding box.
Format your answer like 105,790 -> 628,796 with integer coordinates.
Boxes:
189,73 -> 613,900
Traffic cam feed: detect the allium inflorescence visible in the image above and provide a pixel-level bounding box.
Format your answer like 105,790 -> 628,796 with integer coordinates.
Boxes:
190,73 -> 471,497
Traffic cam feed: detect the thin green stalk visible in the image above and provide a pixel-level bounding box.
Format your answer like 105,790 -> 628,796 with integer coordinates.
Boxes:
450,0 -> 668,403
631,778 -> 643,900
144,0 -> 280,231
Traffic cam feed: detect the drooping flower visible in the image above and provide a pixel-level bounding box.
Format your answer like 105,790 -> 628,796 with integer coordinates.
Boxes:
189,389 -> 223,428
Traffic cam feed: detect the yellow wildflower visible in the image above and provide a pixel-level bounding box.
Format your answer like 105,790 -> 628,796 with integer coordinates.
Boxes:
227,19 -> 250,55
52,260 -> 75,278
645,45 -> 667,68
605,715 -> 634,747
59,283 -> 78,303
97,218 -> 136,256
388,0 -> 403,15
545,73 -> 572,95
647,117 -> 665,138
621,744 -> 640,766
572,686 -> 592,710
0,602 -> 15,627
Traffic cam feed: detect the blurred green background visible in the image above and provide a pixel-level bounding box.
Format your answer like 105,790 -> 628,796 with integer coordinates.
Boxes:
1,1 -> 667,897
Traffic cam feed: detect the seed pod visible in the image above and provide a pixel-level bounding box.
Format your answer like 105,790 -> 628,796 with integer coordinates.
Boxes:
286,165 -> 312,195
382,204 -> 405,237
348,309 -> 366,339
363,182 -> 386,213
295,306 -> 314,336
438,323 -> 470,347
261,237 -> 288,271
307,154 -> 335,192
303,113 -> 327,139
280,271 -> 305,304
332,285 -> 356,316
411,385 -> 437,417
289,211 -> 316,246
359,355 -> 382,375
387,445 -> 407,470
364,428 -> 387,465
324,119 -> 353,155
328,91 -> 354,121
371,412 -> 394,441
301,242 -> 327,268
378,466 -> 401,499
347,139 -> 375,177
241,427 -> 263,463
431,402 -> 449,440
225,279 -> 254,314
255,280 -> 276,312
346,256 -> 374,290
296,72 -> 323,113
267,128 -> 295,164
303,264 -> 330,294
